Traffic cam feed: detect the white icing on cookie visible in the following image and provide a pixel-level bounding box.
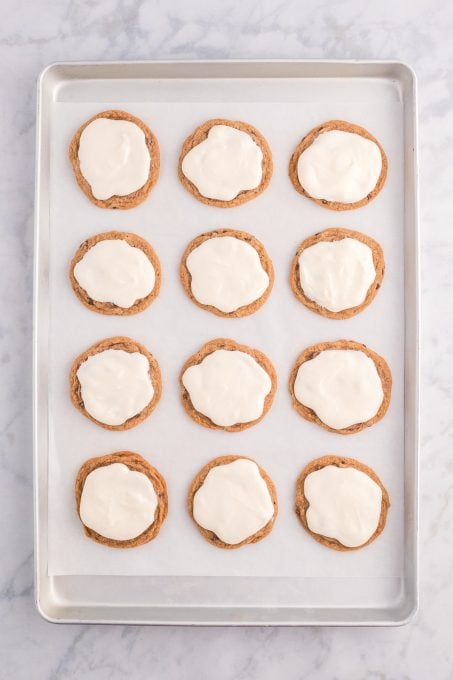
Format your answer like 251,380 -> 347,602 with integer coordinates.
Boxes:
80,463 -> 157,540
298,237 -> 376,312
181,124 -> 263,201
74,239 -> 155,308
182,348 -> 272,427
77,349 -> 154,426
186,235 -> 269,313
78,117 -> 151,200
294,349 -> 384,429
193,458 -> 274,544
297,129 -> 382,203
305,464 -> 382,547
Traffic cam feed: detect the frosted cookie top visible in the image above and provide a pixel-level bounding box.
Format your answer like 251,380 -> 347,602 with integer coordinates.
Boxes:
289,121 -> 387,210
181,124 -> 263,201
77,349 -> 154,426
185,234 -> 270,314
182,348 -> 272,428
79,462 -> 157,541
298,237 -> 376,313
193,458 -> 275,545
304,464 -> 382,548
297,129 -> 382,204
74,238 -> 156,309
294,348 -> 384,430
78,117 -> 151,200
179,119 -> 273,206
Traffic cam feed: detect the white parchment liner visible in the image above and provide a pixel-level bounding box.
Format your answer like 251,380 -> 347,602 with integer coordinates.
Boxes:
48,98 -> 404,577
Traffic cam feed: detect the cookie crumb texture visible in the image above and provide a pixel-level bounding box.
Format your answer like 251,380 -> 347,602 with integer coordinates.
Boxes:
75,451 -> 168,548
289,120 -> 388,211
295,455 -> 390,551
180,229 -> 274,317
178,119 -> 273,207
69,336 -> 162,431
180,338 -> 277,432
68,109 -> 160,209
70,231 -> 161,315
289,339 -> 392,434
188,455 -> 278,549
290,228 -> 385,319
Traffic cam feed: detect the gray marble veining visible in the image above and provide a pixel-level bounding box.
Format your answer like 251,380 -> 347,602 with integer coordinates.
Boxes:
1,0 -> 452,677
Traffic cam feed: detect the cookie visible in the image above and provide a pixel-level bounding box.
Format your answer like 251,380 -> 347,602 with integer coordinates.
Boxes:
68,109 -> 160,209
180,338 -> 277,432
180,229 -> 274,317
70,336 -> 162,431
75,451 -> 168,548
69,231 -> 161,315
289,120 -> 388,211
290,228 -> 385,319
178,119 -> 273,207
289,339 -> 392,434
188,455 -> 278,549
295,455 -> 390,551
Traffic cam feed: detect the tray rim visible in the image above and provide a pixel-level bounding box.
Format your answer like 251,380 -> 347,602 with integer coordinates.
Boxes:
33,58 -> 419,627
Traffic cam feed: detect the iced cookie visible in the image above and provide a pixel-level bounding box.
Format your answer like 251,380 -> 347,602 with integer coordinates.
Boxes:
188,455 -> 277,549
70,231 -> 161,315
75,451 -> 168,548
178,119 -> 273,207
295,455 -> 390,551
69,109 -> 160,209
70,336 -> 162,430
289,120 -> 388,210
290,228 -> 384,319
180,229 -> 274,317
289,339 -> 392,434
180,338 -> 277,432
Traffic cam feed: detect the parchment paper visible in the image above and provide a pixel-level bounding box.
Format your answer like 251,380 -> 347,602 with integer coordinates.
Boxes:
48,96 -> 404,577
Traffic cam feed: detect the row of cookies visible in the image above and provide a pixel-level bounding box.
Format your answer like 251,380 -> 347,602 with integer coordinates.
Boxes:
70,227 -> 384,319
76,452 -> 389,552
70,336 -> 391,435
70,110 -> 387,211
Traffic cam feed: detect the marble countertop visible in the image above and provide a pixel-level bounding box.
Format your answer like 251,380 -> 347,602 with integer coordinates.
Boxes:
1,0 -> 452,677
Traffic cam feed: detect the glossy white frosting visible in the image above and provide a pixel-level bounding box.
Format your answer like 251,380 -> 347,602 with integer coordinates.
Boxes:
181,124 -> 263,201
297,129 -> 382,203
305,464 -> 383,547
294,349 -> 384,429
77,349 -> 154,426
186,235 -> 269,313
298,237 -> 376,312
78,117 -> 151,200
80,462 -> 157,541
74,239 -> 156,308
182,348 -> 272,427
193,458 -> 274,544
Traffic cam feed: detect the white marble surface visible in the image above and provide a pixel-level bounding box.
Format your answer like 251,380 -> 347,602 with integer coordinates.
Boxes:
1,0 -> 452,677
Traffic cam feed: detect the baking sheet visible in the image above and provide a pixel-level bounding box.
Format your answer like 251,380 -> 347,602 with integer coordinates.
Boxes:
47,98 -> 404,579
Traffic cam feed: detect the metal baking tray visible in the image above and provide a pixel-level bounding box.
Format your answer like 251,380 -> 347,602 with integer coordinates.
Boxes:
33,60 -> 419,625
